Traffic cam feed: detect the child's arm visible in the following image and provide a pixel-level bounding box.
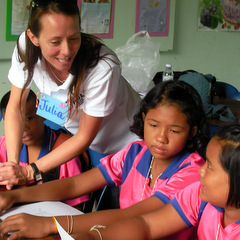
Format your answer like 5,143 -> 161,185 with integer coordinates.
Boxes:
73,202 -> 187,240
0,195 -> 165,239
0,167 -> 106,212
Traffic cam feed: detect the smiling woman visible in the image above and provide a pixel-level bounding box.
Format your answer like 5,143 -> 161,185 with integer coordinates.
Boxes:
27,12 -> 81,84
0,0 -> 141,190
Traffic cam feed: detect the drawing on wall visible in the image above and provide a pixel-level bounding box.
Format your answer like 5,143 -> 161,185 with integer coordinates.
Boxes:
199,0 -> 240,31
79,0 -> 115,38
135,0 -> 170,36
6,0 -> 29,41
6,0 -> 114,42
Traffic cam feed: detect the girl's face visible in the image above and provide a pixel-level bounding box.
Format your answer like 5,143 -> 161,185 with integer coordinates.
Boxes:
27,12 -> 81,77
22,99 -> 45,147
199,137 -> 229,207
143,103 -> 196,163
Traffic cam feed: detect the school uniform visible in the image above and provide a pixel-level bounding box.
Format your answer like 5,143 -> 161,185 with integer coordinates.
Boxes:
171,181 -> 240,240
98,140 -> 205,240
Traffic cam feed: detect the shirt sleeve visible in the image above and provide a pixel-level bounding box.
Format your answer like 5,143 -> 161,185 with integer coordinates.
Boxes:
82,48 -> 122,117
153,153 -> 204,204
97,142 -> 132,186
170,182 -> 202,228
0,136 -> 7,163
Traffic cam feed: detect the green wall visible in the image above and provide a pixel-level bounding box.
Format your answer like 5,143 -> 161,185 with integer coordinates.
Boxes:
0,0 -> 240,134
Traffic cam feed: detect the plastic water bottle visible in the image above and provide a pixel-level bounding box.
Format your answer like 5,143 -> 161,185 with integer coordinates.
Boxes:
162,64 -> 174,81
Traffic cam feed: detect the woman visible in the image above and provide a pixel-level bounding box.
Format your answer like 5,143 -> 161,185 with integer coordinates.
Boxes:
0,0 -> 140,189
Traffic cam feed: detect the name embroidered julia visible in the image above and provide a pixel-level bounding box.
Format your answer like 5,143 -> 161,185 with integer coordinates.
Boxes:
38,99 -> 65,120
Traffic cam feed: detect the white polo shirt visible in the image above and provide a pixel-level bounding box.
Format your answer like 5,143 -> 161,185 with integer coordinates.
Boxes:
8,32 -> 141,154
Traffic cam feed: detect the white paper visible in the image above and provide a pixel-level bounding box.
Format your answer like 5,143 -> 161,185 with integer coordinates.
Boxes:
55,218 -> 75,240
0,201 -> 82,220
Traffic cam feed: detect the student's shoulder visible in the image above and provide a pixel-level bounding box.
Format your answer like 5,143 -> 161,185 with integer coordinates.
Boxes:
0,136 -> 7,159
182,151 -> 205,167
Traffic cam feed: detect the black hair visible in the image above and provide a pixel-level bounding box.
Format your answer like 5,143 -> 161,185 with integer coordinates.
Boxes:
215,124 -> 240,208
130,80 -> 210,153
0,89 -> 36,119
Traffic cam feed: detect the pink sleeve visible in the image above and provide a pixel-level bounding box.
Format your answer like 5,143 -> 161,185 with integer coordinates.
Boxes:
98,143 -> 132,186
0,136 -> 7,163
154,153 -> 204,201
171,182 -> 202,227
59,156 -> 89,206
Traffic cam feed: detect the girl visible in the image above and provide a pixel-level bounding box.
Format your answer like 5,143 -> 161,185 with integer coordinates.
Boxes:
0,0 -> 140,189
0,90 -> 89,207
78,124 -> 240,240
0,81 -> 210,240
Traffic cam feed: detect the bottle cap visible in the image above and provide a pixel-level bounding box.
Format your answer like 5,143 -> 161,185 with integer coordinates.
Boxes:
166,64 -> 172,69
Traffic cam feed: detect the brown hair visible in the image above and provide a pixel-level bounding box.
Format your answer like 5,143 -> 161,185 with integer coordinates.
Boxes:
18,1 -> 112,118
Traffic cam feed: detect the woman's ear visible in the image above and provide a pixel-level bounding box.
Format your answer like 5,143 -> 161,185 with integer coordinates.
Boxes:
189,126 -> 198,139
142,112 -> 146,121
26,29 -> 40,47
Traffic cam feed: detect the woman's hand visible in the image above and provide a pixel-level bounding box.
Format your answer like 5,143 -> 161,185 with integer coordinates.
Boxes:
0,214 -> 53,240
0,162 -> 32,190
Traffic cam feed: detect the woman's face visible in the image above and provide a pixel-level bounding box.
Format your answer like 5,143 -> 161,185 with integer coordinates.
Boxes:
28,12 -> 81,76
142,103 -> 197,164
199,137 -> 230,207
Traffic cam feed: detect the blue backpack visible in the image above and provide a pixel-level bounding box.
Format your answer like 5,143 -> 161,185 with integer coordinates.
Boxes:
153,70 -> 237,122
179,71 -> 237,122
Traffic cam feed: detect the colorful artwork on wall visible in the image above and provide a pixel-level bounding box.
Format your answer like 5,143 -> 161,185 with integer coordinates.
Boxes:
198,0 -> 240,31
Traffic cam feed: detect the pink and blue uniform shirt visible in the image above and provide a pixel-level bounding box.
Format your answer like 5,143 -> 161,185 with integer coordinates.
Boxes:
98,140 -> 205,240
171,182 -> 240,240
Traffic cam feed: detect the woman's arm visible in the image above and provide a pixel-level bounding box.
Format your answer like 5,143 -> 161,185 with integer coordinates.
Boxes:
0,110 -> 103,188
0,85 -> 30,189
35,111 -> 103,175
4,85 -> 29,164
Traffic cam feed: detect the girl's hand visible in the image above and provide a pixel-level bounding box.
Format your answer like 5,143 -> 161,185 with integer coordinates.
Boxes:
0,214 -> 53,240
0,162 -> 32,190
0,191 -> 16,214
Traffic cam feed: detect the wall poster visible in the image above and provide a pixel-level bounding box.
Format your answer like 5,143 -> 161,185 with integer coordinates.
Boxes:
78,0 -> 115,38
135,0 -> 170,36
5,0 -> 29,41
199,0 -> 240,31
5,0 -> 115,42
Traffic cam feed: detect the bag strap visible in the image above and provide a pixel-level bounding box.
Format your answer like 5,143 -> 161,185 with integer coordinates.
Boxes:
51,132 -> 72,151
51,132 -> 91,172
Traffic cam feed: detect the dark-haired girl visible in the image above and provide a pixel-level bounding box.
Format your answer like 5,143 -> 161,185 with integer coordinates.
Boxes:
0,81 -> 209,240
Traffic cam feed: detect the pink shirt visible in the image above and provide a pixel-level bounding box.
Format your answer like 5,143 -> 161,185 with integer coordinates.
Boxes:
171,182 -> 240,240
0,129 -> 89,207
98,140 -> 204,240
